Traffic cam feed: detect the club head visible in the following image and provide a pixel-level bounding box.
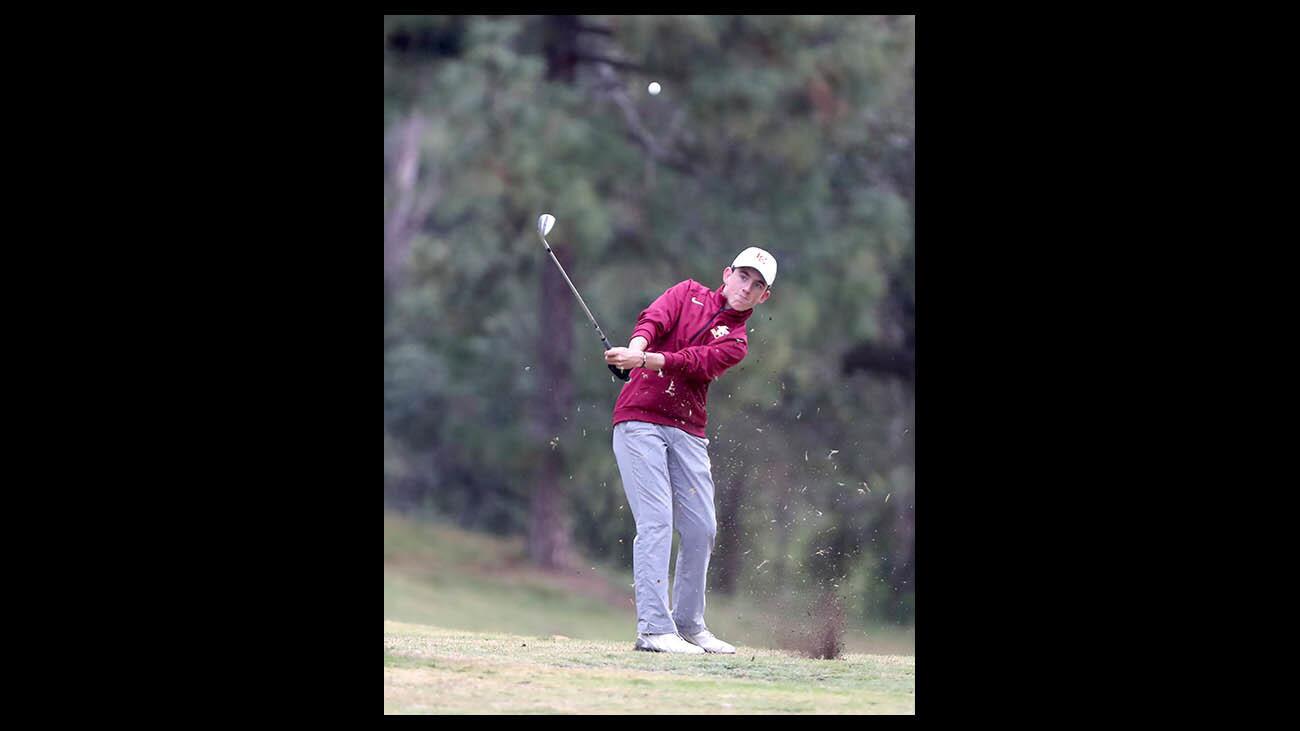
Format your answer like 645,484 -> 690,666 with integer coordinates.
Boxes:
537,213 -> 556,238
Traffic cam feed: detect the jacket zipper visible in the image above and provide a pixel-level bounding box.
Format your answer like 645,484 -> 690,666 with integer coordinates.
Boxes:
688,305 -> 729,343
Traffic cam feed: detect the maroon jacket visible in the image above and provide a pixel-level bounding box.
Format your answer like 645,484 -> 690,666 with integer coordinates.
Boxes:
611,279 -> 753,438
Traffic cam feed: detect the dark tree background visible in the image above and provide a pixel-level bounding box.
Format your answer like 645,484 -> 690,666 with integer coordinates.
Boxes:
385,15 -> 914,625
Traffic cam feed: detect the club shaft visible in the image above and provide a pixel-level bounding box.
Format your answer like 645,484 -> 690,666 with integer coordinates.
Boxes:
541,239 -> 614,349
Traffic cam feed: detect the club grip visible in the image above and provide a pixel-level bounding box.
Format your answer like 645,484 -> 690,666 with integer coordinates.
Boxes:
600,336 -> 630,382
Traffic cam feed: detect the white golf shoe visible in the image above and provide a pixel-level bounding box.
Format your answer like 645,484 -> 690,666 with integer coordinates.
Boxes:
680,629 -> 736,654
634,632 -> 706,654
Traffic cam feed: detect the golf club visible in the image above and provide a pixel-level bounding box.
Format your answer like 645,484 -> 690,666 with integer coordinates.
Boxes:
536,213 -> 630,382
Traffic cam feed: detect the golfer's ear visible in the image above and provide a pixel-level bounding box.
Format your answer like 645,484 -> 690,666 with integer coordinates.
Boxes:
759,288 -> 772,304
721,266 -> 732,283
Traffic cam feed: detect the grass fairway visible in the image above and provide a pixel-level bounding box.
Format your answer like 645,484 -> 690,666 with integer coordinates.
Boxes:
383,511 -> 914,656
385,620 -> 915,714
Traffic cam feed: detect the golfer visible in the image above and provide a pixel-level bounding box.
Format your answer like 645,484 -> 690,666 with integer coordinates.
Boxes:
603,246 -> 776,654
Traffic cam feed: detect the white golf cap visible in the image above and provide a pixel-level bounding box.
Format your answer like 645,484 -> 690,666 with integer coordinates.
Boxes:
731,246 -> 777,286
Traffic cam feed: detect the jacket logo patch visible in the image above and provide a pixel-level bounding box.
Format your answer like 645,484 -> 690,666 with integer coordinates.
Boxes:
710,325 -> 731,339
691,297 -> 705,306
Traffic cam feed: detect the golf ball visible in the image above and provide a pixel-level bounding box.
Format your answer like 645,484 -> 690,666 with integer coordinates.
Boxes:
648,82 -> 661,95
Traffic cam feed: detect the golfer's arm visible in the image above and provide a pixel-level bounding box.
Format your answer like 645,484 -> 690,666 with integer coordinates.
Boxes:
627,337 -> 665,372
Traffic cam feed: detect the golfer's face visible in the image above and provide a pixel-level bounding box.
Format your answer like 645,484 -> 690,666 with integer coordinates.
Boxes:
723,267 -> 769,310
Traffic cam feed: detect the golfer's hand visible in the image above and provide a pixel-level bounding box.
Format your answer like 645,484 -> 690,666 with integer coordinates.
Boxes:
604,347 -> 645,370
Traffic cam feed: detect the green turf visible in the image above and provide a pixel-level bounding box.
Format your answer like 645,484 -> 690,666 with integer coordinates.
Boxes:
384,621 -> 915,714
383,511 -> 914,656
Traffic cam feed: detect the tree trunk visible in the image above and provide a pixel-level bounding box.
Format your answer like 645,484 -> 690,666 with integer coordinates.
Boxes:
711,476 -> 746,594
525,14 -> 589,572
384,114 -> 425,289
528,457 -> 570,570
528,241 -> 577,570
542,15 -> 580,82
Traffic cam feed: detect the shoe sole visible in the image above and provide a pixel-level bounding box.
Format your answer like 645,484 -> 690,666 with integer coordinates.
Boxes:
687,644 -> 736,654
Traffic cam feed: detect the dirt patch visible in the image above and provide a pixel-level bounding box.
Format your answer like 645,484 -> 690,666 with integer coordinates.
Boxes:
774,591 -> 845,660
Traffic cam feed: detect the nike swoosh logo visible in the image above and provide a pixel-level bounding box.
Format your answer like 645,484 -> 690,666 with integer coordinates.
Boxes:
691,297 -> 705,306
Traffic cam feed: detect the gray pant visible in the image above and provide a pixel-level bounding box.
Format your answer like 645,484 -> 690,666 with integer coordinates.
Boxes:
612,420 -> 717,636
